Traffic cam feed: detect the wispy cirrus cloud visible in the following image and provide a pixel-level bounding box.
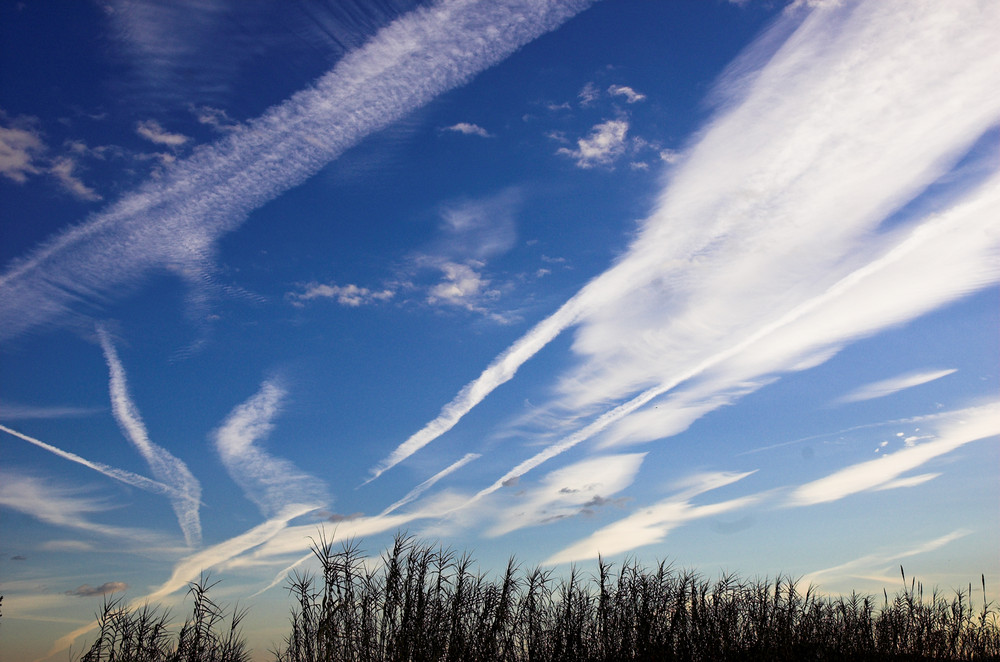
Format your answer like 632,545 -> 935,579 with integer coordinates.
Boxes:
380,452 -> 481,516
369,0 -> 1000,483
836,369 -> 958,404
788,402 -> 999,506
213,379 -> 329,518
0,0 -> 595,342
98,327 -> 203,547
544,470 -> 759,564
801,529 -> 971,592
488,452 -> 645,536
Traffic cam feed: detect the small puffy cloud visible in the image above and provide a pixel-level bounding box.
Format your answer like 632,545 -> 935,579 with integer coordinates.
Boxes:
136,119 -> 189,147
578,81 -> 600,106
442,122 -> 492,138
66,582 -> 128,597
608,84 -> 646,103
288,282 -> 395,307
557,119 -> 629,168
427,261 -> 495,307
0,112 -> 44,182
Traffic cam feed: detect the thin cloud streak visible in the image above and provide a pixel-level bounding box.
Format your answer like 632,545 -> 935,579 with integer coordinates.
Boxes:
801,530 -> 971,590
836,369 -> 958,404
0,423 -> 184,499
213,379 -> 329,518
371,0 -> 1000,480
380,452 -> 481,516
97,327 -> 203,547
0,0 -> 596,342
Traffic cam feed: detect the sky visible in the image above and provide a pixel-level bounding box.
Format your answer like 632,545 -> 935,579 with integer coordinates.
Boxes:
1,0 -> 998,659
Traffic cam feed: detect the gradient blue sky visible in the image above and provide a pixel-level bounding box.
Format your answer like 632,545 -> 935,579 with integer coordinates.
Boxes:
2,1 -> 998,659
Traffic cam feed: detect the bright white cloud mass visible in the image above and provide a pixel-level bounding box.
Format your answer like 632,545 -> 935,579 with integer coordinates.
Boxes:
1,1 -> 997,660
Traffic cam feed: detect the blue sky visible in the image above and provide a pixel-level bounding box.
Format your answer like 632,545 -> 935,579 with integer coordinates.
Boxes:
1,0 -> 998,659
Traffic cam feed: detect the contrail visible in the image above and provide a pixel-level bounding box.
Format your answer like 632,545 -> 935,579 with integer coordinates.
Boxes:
97,326 -> 203,547
0,423 -> 182,499
379,452 -> 480,516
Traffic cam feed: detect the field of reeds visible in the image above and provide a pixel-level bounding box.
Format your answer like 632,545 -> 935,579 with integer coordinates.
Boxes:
78,533 -> 1000,661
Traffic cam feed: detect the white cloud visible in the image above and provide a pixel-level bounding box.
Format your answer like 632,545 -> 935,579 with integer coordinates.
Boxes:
368,0 -> 1000,486
0,470 -> 168,545
544,470 -> 758,564
557,119 -> 629,168
98,327 -> 203,547
488,453 -> 645,536
289,282 -> 395,307
0,0 -> 595,342
213,379 -> 329,518
443,122 -> 493,137
49,156 -> 102,201
836,369 -> 957,404
192,105 -> 240,132
788,403 -> 999,506
0,114 -> 44,182
578,81 -> 600,105
427,261 -> 494,306
135,119 -> 190,147
608,84 -> 645,103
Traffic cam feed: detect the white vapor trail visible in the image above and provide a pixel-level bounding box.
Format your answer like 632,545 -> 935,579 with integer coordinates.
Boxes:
369,0 -> 1000,480
0,0 -> 595,342
213,379 -> 329,518
379,452 -> 480,516
97,327 -> 203,547
0,423 -> 181,499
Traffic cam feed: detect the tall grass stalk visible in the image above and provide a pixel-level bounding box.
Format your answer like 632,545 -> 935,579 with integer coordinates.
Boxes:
272,534 -> 1000,661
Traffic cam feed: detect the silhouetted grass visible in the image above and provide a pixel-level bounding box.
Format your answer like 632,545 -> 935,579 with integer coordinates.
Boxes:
79,535 -> 1000,661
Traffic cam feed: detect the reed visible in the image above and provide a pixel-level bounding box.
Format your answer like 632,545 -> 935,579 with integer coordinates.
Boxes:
79,536 -> 1000,661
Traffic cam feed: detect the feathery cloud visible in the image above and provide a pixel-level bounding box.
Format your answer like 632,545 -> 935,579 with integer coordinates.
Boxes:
0,0 -> 595,342
98,327 -> 203,546
213,379 -> 329,518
